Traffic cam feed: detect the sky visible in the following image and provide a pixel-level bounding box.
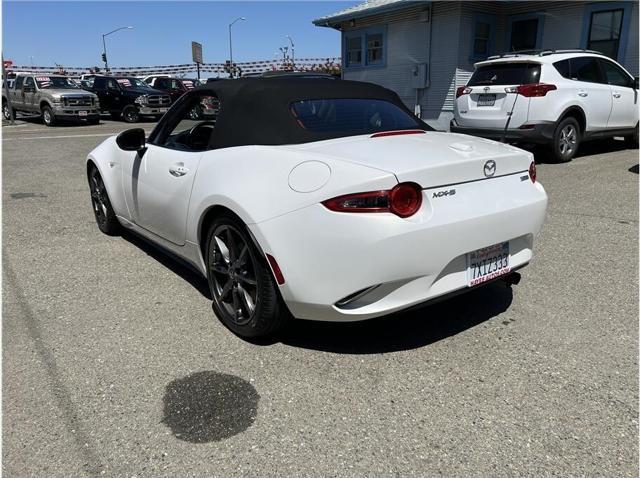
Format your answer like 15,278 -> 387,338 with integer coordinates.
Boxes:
2,1 -> 355,67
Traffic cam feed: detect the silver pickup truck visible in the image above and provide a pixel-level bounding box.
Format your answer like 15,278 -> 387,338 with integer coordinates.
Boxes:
2,74 -> 100,126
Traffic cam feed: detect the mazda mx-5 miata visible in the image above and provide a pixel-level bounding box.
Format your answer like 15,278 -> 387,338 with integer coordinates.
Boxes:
87,78 -> 548,338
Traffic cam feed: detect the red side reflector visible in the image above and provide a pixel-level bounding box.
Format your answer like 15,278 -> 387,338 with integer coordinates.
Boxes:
370,130 -> 426,138
266,254 -> 285,285
518,124 -> 536,130
529,161 -> 537,183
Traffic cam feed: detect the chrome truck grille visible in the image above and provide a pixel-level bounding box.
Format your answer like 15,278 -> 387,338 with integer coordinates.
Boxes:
148,95 -> 171,106
63,96 -> 94,106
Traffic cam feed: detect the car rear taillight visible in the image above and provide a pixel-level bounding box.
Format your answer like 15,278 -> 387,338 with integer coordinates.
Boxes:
456,86 -> 472,98
322,182 -> 422,218
516,83 -> 557,97
389,182 -> 422,217
529,161 -> 537,183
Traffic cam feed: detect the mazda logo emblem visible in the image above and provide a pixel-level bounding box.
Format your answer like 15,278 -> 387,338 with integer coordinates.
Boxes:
484,160 -> 496,177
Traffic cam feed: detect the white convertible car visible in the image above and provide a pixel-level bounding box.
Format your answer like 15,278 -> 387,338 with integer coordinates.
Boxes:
87,78 -> 547,338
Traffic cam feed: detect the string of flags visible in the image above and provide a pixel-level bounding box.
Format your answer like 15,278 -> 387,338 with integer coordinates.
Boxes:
4,58 -> 342,77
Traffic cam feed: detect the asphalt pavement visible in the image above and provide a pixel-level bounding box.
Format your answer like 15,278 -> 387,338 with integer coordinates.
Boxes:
3,117 -> 638,477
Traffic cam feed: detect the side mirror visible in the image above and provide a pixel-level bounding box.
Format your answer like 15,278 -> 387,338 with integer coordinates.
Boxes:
116,128 -> 146,151
23,85 -> 35,93
634,76 -> 639,90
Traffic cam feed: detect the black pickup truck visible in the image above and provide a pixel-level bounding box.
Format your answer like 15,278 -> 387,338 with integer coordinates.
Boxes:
85,76 -> 171,122
144,76 -> 199,103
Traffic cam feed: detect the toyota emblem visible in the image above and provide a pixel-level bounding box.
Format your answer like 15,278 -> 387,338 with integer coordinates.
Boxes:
484,160 -> 496,177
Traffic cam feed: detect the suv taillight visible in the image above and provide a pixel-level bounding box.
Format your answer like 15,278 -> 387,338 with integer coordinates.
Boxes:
516,83 -> 557,97
456,86 -> 472,98
322,182 -> 423,218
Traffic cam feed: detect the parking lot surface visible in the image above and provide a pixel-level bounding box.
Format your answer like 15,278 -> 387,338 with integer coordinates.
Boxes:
3,118 -> 638,477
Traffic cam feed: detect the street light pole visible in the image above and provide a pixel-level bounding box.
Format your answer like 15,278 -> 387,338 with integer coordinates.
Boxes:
285,35 -> 295,69
228,17 -> 245,78
102,26 -> 133,74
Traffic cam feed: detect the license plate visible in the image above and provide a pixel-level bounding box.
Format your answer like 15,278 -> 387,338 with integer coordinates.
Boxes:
467,242 -> 510,286
477,94 -> 496,107
78,110 -> 88,117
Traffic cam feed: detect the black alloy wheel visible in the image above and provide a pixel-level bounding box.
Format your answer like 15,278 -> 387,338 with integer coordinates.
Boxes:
122,105 -> 140,123
206,214 -> 288,338
88,167 -> 120,235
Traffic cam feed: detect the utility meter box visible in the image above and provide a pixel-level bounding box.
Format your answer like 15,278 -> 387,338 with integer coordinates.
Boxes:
411,63 -> 429,88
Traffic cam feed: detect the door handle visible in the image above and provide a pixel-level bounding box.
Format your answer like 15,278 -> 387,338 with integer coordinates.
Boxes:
613,92 -> 621,98
578,92 -> 588,97
169,165 -> 189,177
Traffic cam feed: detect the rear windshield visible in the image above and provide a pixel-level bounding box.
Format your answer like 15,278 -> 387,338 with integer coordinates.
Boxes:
468,63 -> 541,86
290,98 -> 419,134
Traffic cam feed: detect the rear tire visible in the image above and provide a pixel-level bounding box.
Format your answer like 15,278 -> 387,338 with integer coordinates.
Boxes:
88,166 -> 120,235
42,105 -> 56,127
551,117 -> 580,163
122,105 -> 139,123
205,213 -> 288,339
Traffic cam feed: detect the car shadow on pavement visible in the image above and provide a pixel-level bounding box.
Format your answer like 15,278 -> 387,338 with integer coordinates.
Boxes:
278,282 -> 513,354
120,230 -> 212,300
531,139 -> 633,164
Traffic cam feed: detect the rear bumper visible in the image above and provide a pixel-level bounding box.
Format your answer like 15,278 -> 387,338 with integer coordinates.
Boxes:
450,120 -> 555,144
250,173 -> 548,322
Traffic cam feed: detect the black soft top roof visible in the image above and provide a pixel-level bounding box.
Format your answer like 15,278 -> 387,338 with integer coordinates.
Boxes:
186,78 -> 431,148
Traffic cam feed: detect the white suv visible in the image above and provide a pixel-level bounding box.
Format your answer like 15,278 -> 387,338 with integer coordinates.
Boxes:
451,50 -> 639,162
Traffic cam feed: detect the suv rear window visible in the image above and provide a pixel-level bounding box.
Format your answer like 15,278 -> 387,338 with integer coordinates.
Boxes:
468,63 -> 541,86
290,98 -> 419,134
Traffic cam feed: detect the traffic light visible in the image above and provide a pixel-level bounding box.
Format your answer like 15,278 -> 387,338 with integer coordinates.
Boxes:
101,53 -> 107,63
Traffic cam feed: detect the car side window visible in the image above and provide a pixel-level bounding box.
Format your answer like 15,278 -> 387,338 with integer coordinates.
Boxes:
156,78 -> 168,89
599,59 -> 632,88
569,57 -> 604,84
553,59 -> 571,79
23,77 -> 35,89
106,79 -> 119,91
14,76 -> 24,89
152,92 -> 220,152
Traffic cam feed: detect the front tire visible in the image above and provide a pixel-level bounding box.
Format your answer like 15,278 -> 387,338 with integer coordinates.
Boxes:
88,166 -> 120,235
205,214 -> 288,338
42,105 -> 56,127
2,101 -> 12,120
551,117 -> 581,163
122,105 -> 140,123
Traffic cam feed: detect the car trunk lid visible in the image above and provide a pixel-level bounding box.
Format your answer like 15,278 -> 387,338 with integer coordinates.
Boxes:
286,131 -> 533,188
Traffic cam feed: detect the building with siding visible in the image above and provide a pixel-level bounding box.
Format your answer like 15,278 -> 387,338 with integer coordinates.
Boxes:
313,0 -> 639,130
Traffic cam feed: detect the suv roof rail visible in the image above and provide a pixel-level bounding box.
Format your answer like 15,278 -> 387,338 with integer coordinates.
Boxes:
487,49 -> 605,60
